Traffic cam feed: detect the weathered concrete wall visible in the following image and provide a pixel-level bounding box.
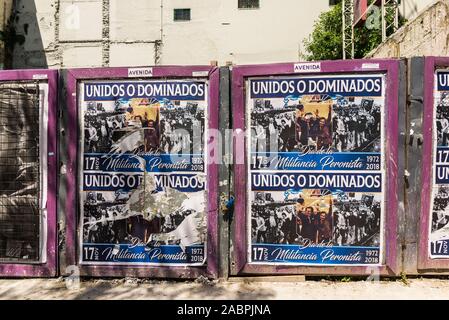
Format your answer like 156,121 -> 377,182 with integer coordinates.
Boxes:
368,0 -> 449,58
10,0 -> 160,69
5,0 -> 443,68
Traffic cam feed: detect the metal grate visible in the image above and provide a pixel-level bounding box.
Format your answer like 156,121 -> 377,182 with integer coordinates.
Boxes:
238,0 -> 259,9
173,8 -> 191,21
0,82 -> 41,263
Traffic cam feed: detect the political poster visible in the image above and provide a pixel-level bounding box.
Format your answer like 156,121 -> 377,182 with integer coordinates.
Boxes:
79,80 -> 208,265
247,74 -> 385,265
429,70 -> 449,258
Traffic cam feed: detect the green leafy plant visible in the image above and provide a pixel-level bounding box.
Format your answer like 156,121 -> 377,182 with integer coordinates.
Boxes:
303,2 -> 406,61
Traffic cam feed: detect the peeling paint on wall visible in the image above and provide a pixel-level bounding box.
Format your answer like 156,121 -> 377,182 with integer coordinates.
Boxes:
7,0 -> 332,68
368,0 -> 449,59
10,0 -> 160,69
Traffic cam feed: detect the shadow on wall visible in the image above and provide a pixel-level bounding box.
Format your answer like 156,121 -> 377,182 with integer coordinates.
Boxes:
4,0 -> 48,69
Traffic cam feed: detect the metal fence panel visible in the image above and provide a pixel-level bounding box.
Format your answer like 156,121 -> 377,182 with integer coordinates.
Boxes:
0,70 -> 58,277
418,57 -> 449,273
231,60 -> 404,276
60,66 -> 219,278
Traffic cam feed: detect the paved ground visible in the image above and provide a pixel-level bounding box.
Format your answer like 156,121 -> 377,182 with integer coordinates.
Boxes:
1,277 -> 449,299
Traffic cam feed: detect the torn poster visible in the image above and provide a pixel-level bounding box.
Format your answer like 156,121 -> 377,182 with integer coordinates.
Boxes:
79,79 -> 208,265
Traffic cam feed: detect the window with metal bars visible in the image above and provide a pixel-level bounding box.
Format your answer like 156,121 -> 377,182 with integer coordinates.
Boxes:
173,8 -> 191,21
238,0 -> 260,9
0,82 -> 41,263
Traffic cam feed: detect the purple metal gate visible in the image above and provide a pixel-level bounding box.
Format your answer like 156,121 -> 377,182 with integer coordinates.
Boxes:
63,66 -> 219,278
0,69 -> 58,277
418,57 -> 449,272
231,59 -> 403,276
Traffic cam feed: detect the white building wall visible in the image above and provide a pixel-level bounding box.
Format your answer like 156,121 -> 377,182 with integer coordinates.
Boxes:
160,0 -> 330,65
5,0 -> 437,69
401,0 -> 436,20
109,0 -> 162,42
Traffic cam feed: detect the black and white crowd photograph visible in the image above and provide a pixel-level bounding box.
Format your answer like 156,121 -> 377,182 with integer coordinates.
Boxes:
435,92 -> 449,146
250,98 -> 297,153
159,101 -> 205,155
332,97 -> 382,152
250,95 -> 382,154
251,190 -> 334,246
83,191 -> 133,244
250,97 -> 334,153
431,185 -> 449,235
83,96 -> 205,156
84,100 -> 128,153
84,97 -> 161,154
332,192 -> 381,247
251,191 -> 298,244
82,189 -> 205,247
251,189 -> 382,248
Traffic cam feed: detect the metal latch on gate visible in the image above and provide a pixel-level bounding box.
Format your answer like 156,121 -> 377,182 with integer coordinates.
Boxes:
222,195 -> 234,222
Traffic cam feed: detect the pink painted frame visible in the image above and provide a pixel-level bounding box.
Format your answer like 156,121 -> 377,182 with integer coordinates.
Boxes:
0,69 -> 58,277
418,56 -> 449,271
65,66 -> 219,278
232,59 -> 401,276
